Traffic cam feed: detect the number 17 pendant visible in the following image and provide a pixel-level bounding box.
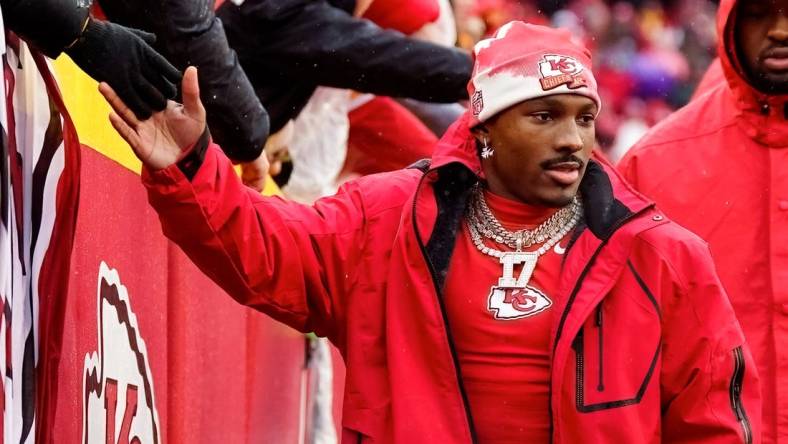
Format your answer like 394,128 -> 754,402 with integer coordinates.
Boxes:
487,251 -> 552,320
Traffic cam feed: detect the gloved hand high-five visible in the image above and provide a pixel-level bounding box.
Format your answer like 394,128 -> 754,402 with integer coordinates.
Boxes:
67,18 -> 182,119
100,66 -> 206,171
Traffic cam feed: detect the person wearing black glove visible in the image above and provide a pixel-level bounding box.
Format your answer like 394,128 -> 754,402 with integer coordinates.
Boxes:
1,0 -> 181,119
98,0 -> 270,163
65,17 -> 182,119
98,0 -> 471,190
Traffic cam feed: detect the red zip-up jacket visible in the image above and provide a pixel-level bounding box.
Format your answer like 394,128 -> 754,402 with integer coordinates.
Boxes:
144,115 -> 760,443
619,0 -> 786,442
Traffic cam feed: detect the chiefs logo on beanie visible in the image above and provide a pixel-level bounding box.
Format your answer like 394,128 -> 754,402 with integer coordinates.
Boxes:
468,21 -> 601,126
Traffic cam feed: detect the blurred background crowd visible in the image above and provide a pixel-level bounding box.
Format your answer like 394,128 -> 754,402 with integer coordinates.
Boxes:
279,0 -> 723,200
454,0 -> 720,159
76,0 -> 724,201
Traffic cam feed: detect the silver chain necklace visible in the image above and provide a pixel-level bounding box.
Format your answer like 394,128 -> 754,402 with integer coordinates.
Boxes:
465,184 -> 582,291
466,184 -> 580,251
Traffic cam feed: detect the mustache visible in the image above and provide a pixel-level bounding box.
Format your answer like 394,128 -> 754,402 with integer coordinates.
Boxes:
540,154 -> 585,169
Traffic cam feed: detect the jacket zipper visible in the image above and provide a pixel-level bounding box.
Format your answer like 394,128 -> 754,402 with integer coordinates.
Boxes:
573,329 -> 585,408
730,346 -> 752,444
573,308 -> 605,406
595,303 -> 604,392
411,170 -> 478,444
554,206 -> 653,424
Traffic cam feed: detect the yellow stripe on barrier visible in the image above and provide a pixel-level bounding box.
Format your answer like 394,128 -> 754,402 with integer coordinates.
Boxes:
52,55 -> 280,195
53,55 -> 142,173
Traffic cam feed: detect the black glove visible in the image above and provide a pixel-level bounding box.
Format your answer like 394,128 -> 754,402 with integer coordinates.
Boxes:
66,18 -> 182,119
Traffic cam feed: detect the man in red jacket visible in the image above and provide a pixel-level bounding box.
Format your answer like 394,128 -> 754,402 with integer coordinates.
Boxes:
102,22 -> 759,443
619,1 -> 787,442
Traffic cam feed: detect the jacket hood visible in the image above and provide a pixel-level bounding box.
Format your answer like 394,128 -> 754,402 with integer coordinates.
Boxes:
718,0 -> 788,146
430,112 -> 481,172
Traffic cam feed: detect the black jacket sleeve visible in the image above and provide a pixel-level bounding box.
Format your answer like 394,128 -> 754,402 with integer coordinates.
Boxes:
1,0 -> 90,58
219,0 -> 472,104
162,14 -> 269,162
98,0 -> 269,162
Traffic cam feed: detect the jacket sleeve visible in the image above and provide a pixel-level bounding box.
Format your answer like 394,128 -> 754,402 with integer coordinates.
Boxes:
142,142 -> 368,339
158,0 -> 269,163
98,0 -> 270,162
221,0 -> 472,103
650,236 -> 761,443
1,0 -> 90,58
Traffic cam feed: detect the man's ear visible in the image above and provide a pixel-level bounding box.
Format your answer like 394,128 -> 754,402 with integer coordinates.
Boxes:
471,124 -> 490,142
470,124 -> 490,156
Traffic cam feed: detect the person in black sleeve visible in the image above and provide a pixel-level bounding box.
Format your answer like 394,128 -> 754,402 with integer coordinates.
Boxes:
97,0 -> 472,189
2,0 -> 181,119
215,0 -> 472,135
97,0 -> 270,165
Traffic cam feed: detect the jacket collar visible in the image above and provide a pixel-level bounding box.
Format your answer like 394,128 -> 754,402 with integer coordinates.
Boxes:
416,115 -> 655,289
718,0 -> 788,147
427,113 -> 653,234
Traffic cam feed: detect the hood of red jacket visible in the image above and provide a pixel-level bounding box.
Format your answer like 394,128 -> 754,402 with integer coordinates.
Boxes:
430,112 -> 481,172
718,0 -> 788,145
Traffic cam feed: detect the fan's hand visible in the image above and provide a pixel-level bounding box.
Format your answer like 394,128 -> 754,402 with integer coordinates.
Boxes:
69,19 -> 181,119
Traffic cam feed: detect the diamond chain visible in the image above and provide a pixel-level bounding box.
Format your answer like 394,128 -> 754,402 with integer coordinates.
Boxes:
466,185 -> 583,259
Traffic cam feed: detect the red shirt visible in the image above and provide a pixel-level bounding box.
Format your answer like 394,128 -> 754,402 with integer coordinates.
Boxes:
444,190 -> 568,443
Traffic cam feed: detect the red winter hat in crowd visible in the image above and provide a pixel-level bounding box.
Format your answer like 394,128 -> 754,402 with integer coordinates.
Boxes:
363,0 -> 440,35
468,21 -> 601,127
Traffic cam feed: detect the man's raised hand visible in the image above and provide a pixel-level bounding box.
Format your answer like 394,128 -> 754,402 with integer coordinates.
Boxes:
99,66 -> 206,170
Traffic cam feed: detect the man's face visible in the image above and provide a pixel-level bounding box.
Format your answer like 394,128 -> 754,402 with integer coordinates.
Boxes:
474,94 -> 597,208
736,0 -> 788,94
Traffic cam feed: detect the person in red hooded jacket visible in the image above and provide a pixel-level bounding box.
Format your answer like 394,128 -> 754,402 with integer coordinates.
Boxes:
101,21 -> 759,443
619,1 -> 788,442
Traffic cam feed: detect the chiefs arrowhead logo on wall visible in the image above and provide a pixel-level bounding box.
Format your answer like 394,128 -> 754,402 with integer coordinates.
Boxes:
82,262 -> 160,444
488,286 -> 552,320
538,54 -> 588,91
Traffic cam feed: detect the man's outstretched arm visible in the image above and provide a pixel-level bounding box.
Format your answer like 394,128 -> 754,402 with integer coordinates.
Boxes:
99,67 -> 366,339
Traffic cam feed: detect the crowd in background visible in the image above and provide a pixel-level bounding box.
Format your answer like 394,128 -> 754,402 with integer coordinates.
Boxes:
266,0 -> 723,201
55,0 -> 722,198
4,0 -> 724,211
454,0 -> 720,160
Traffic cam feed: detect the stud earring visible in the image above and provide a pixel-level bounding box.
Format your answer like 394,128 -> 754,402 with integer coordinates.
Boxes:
480,136 -> 494,159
